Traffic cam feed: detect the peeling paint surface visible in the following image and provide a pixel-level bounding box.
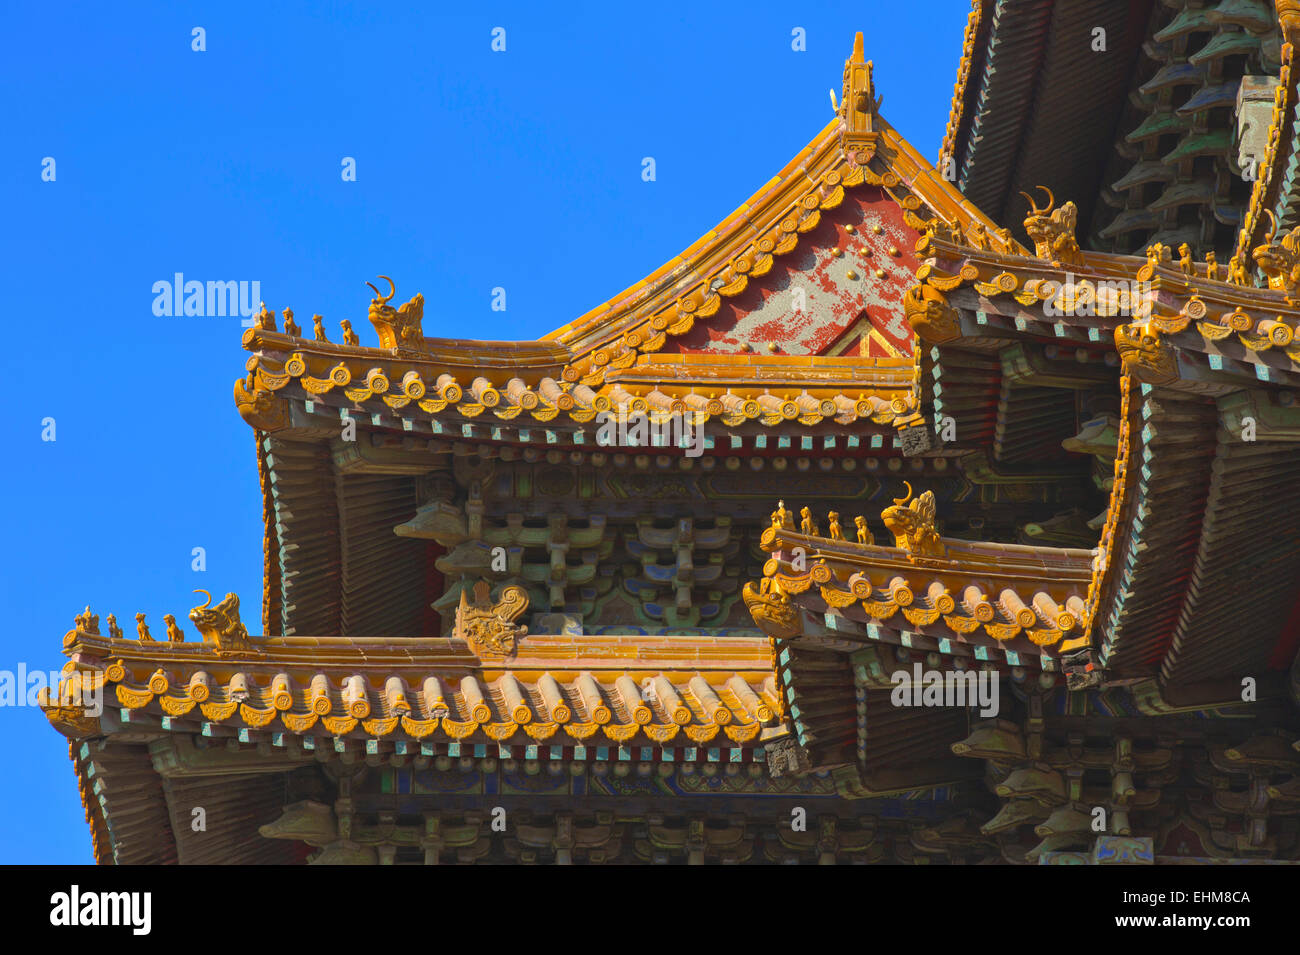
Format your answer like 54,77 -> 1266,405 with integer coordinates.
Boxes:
664,188 -> 918,357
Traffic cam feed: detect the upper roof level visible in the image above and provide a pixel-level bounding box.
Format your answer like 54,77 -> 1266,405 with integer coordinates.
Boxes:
942,0 -> 1293,261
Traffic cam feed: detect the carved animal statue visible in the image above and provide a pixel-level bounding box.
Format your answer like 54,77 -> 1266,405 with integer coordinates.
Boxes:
1252,210 -> 1300,296
255,302 -> 277,331
880,482 -> 944,558
454,580 -> 529,658
340,319 -> 360,346
1227,254 -> 1246,285
1114,322 -> 1177,384
854,515 -> 874,546
366,275 -> 426,349
313,314 -> 329,342
1178,243 -> 1194,276
282,307 -> 301,337
135,612 -> 154,642
105,613 -> 123,640
827,511 -> 845,541
799,507 -> 819,537
1020,186 -> 1082,267
1144,242 -> 1173,268
1205,251 -> 1220,282
741,579 -> 800,640
74,606 -> 100,635
189,590 -> 251,650
771,500 -> 795,530
258,800 -> 338,847
163,613 -> 185,643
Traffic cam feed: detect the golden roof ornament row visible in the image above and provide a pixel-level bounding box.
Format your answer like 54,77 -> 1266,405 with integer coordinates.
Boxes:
768,484 -> 943,562
912,216 -> 1300,372
751,498 -> 1091,650
46,632 -> 780,745
1234,41 -> 1293,266
248,275 -> 426,351
1142,242 -> 1243,285
938,0 -> 985,174
79,661 -> 778,745
769,500 -> 874,545
923,217 -> 1010,254
69,590 -> 253,654
234,336 -> 919,434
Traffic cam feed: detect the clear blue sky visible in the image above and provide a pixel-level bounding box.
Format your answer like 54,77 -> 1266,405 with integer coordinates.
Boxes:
0,1 -> 970,863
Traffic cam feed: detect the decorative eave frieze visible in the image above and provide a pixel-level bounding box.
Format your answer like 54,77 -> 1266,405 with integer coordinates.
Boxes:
234,341 -> 923,436
745,493 -> 1094,655
909,222 -> 1300,386
47,626 -> 782,751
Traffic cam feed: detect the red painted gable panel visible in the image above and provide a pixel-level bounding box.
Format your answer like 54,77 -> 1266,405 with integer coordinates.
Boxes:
662,186 -> 918,357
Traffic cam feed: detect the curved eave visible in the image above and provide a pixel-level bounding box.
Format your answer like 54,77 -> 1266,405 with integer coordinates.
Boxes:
53,631 -> 783,752
916,236 -> 1300,387
754,525 -> 1093,658
237,349 -> 925,438
910,238 -> 1300,690
242,328 -> 572,382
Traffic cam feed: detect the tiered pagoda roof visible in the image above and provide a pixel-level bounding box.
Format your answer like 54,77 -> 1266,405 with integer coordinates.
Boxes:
44,22 -> 1300,864
943,0 -> 1294,258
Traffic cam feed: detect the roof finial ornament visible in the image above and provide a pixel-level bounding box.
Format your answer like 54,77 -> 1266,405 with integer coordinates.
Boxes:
838,32 -> 879,164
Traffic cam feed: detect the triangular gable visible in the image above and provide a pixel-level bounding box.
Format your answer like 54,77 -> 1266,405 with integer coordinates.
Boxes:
545,34 -> 1022,388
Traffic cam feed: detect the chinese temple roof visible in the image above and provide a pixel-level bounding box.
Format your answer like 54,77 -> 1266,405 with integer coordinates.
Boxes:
44,24 -> 1300,865
236,330 -> 921,436
59,628 -> 780,751
943,0 -> 1289,259
891,212 -> 1300,697
545,107 -> 1020,377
